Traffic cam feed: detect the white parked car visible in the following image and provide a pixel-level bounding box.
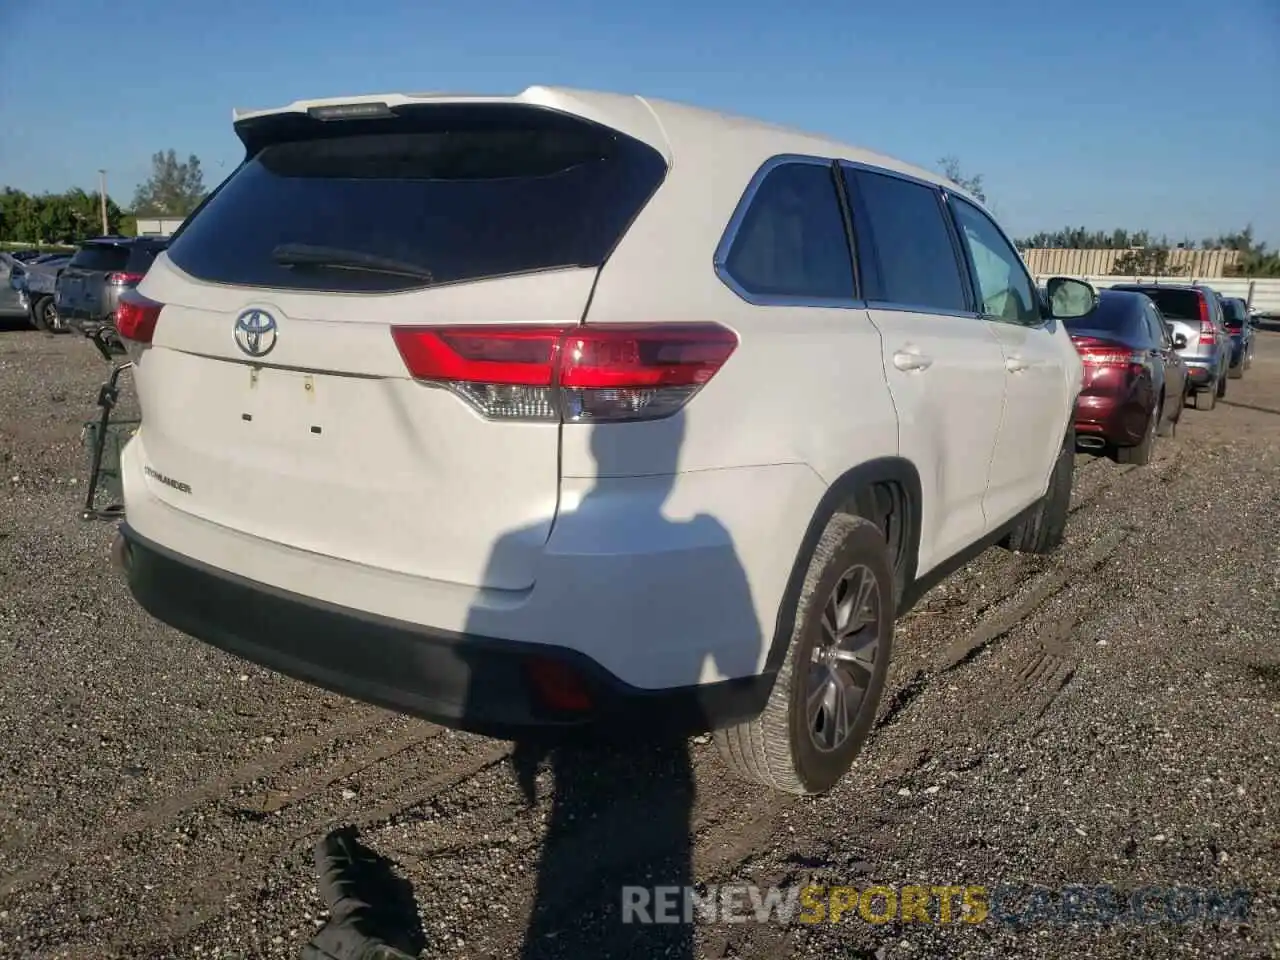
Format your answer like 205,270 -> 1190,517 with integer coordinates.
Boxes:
110,86 -> 1094,795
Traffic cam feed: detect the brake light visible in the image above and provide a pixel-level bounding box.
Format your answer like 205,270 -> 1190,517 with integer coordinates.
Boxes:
106,272 -> 144,286
115,289 -> 164,344
390,323 -> 738,422
1197,294 -> 1216,344
1073,338 -> 1145,376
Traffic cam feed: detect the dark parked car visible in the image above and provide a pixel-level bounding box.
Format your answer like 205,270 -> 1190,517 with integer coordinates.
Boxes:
1219,296 -> 1254,378
1110,283 -> 1229,410
54,237 -> 169,339
1067,289 -> 1188,464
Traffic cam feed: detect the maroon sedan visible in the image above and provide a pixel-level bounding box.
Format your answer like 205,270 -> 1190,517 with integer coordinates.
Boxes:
1067,288 -> 1189,465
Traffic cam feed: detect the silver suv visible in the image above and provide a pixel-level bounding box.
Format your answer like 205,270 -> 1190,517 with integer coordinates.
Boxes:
1111,283 -> 1230,411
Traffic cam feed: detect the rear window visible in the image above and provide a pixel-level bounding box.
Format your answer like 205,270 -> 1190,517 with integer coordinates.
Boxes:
69,245 -> 129,272
124,244 -> 166,274
1115,286 -> 1203,322
167,104 -> 668,293
1063,292 -> 1135,334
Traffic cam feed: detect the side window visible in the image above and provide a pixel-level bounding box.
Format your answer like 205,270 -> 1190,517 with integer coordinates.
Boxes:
1144,305 -> 1166,347
721,161 -> 853,300
949,198 -> 1041,326
845,168 -> 968,313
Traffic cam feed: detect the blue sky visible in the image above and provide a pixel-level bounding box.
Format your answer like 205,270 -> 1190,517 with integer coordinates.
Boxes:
2,0 -> 1277,244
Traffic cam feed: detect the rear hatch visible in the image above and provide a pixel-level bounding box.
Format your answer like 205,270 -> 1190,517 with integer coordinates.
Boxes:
132,100 -> 668,590
57,242 -> 131,320
1119,287 -> 1206,356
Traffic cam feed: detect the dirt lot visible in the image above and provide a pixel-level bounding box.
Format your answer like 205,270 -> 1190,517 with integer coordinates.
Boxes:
0,317 -> 1277,959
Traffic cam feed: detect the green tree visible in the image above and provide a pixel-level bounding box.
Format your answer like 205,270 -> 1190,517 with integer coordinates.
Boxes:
937,156 -> 987,204
0,186 -> 125,242
131,149 -> 206,217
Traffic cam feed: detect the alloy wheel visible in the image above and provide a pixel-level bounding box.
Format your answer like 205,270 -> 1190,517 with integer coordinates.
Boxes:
806,564 -> 882,752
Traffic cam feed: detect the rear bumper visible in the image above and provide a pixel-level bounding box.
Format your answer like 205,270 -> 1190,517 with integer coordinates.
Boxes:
1183,358 -> 1218,387
116,524 -> 775,737
1073,394 -> 1149,446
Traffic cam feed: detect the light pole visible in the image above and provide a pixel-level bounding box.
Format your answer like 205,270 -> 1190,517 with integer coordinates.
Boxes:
98,169 -> 109,235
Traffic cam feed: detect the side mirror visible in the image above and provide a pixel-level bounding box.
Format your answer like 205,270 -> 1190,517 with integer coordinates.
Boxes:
1171,333 -> 1188,350
1045,276 -> 1099,320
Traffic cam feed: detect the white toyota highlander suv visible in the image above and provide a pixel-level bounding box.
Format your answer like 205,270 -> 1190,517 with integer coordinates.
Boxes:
111,86 -> 1093,796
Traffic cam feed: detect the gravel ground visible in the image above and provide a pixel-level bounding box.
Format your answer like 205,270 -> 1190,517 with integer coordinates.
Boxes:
0,316 -> 1277,959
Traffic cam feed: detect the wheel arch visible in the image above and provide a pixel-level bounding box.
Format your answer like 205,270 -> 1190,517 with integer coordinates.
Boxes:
762,457 -> 922,677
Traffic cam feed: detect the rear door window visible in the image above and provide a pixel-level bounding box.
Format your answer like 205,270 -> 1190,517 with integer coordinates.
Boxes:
69,245 -> 129,272
844,168 -> 968,313
166,105 -> 668,293
1220,299 -> 1246,329
720,161 -> 854,300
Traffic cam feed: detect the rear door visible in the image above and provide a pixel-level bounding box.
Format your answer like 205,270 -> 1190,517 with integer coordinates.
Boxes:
945,194 -> 1070,528
0,255 -> 23,313
134,102 -> 668,591
1143,299 -> 1185,419
842,164 -> 1007,569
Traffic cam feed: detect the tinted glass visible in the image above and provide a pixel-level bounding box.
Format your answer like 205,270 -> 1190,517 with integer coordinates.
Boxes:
847,169 -> 966,312
1063,291 -> 1137,336
1113,287 -> 1202,322
1220,299 -> 1246,328
124,244 -> 166,274
69,245 -> 130,272
723,162 -> 853,299
167,105 -> 667,293
949,198 -> 1039,324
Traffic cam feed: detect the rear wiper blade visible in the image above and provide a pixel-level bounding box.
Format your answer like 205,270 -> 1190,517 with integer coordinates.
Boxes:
271,243 -> 434,281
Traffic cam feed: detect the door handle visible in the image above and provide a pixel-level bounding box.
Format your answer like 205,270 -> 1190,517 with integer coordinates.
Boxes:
1005,356 -> 1032,373
892,350 -> 933,372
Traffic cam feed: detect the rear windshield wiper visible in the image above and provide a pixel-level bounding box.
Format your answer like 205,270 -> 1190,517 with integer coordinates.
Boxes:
272,243 -> 434,281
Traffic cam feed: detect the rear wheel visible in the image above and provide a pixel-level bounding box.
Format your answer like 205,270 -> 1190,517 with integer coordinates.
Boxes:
1217,370 -> 1228,396
1004,426 -> 1074,554
1117,402 -> 1158,465
31,296 -> 67,334
715,514 -> 894,796
1194,385 -> 1217,411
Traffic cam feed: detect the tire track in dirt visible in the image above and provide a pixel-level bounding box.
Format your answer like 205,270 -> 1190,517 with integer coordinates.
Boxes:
229,719 -> 443,818
99,738 -> 515,954
0,706 -> 389,900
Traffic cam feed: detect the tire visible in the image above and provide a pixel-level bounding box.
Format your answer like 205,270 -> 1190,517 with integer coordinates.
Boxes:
1194,386 -> 1216,411
1004,426 -> 1074,555
715,514 -> 895,796
1216,370 -> 1228,396
31,296 -> 67,334
1117,402 -> 1158,465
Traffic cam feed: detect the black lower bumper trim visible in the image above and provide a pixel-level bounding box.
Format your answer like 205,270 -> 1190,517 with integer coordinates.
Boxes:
118,525 -> 773,738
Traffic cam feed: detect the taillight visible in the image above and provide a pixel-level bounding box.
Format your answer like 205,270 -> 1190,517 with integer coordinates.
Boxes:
1197,294 -> 1216,344
115,289 -> 164,344
390,323 -> 738,422
106,272 -> 144,286
1073,338 -> 1145,376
